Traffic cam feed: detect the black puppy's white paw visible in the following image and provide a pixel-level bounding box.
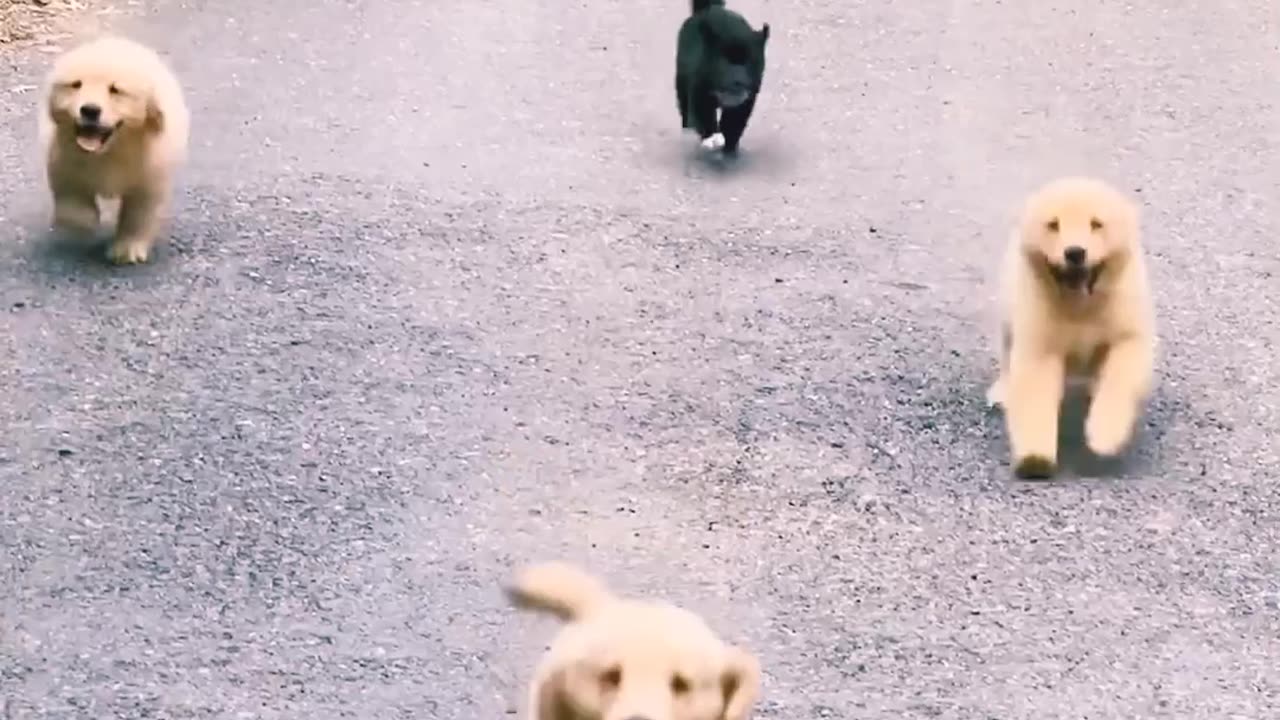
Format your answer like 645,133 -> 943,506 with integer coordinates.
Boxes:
700,133 -> 726,151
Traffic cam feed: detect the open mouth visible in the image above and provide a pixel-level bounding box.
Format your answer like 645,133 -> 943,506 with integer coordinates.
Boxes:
74,122 -> 117,153
1048,262 -> 1105,295
714,89 -> 751,108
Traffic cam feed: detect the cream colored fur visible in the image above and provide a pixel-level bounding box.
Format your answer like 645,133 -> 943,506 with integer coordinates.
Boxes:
38,35 -> 190,265
506,562 -> 761,720
988,176 -> 1156,478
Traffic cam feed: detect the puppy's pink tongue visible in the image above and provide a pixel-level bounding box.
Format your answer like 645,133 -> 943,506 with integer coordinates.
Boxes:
76,135 -> 105,153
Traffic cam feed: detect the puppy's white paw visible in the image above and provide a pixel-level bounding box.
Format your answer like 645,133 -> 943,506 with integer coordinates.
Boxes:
106,238 -> 152,265
701,133 -> 726,151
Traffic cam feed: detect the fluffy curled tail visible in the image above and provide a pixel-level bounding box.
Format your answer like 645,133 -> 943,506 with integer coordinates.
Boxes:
505,562 -> 615,621
692,0 -> 725,13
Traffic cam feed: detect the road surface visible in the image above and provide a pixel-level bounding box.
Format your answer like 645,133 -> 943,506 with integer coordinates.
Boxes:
2,0 -> 1278,717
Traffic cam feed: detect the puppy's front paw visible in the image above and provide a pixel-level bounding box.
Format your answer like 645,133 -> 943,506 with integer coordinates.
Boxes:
1014,454 -> 1056,479
701,133 -> 726,151
1084,399 -> 1137,457
105,239 -> 152,265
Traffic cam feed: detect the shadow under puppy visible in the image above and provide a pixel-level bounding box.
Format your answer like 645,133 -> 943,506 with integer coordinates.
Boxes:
507,561 -> 761,720
38,35 -> 190,265
675,0 -> 769,156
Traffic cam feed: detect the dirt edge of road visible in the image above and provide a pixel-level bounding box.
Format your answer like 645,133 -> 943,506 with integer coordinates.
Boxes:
1,0 -> 117,50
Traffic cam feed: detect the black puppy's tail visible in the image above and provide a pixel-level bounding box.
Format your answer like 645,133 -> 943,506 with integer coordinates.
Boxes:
691,0 -> 725,13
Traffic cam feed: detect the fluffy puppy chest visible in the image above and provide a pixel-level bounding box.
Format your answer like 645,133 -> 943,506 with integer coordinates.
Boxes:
50,133 -> 152,196
1032,311 -> 1115,376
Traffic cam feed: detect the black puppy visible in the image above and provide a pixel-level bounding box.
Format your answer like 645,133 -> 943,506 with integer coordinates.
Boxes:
675,0 -> 770,155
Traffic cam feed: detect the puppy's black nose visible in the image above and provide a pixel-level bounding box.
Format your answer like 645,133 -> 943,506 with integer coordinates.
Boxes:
79,104 -> 102,122
1063,246 -> 1087,265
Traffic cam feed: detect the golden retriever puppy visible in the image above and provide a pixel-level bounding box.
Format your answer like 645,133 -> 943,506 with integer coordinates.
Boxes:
987,176 -> 1156,479
505,561 -> 761,720
38,35 -> 190,265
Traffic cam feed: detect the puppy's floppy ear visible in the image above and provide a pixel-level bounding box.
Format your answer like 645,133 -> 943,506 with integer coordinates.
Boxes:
145,93 -> 165,133
719,646 -> 761,720
758,23 -> 770,46
46,92 -> 62,123
44,75 -> 74,123
1117,194 -> 1142,244
533,666 -> 580,720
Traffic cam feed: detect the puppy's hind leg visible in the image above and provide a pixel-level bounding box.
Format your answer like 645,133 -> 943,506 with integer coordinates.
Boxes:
107,184 -> 170,265
676,74 -> 692,129
986,375 -> 1007,408
1084,336 -> 1153,456
986,321 -> 1013,408
1005,350 -> 1065,478
718,96 -> 757,155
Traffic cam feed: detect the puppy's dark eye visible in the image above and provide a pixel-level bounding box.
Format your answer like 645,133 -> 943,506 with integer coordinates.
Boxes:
599,667 -> 622,689
671,674 -> 691,694
1090,217 -> 1103,230
1046,218 -> 1059,232
69,80 -> 82,90
108,84 -> 121,95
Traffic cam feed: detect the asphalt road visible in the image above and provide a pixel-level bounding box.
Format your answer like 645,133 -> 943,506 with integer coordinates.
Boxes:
2,1 -> 1279,718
